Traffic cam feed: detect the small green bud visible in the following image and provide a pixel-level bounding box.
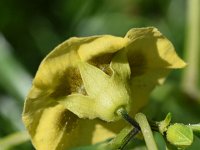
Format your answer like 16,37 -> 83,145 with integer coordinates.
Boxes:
158,113 -> 172,134
167,123 -> 193,149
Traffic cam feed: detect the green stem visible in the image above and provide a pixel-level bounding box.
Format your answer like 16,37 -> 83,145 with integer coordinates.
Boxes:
106,109 -> 159,150
182,0 -> 200,100
118,127 -> 139,149
188,123 -> 200,131
135,113 -> 158,150
187,123 -> 200,138
72,126 -> 138,150
107,125 -> 135,150
101,108 -> 141,150
0,131 -> 30,150
116,108 -> 140,130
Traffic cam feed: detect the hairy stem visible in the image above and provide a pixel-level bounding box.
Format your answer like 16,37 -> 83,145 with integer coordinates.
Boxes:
135,113 -> 158,150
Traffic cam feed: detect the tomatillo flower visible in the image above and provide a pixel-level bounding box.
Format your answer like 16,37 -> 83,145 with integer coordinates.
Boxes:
22,27 -> 186,150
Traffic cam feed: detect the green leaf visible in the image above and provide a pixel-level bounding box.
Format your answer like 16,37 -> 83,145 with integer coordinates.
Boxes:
167,123 -> 193,149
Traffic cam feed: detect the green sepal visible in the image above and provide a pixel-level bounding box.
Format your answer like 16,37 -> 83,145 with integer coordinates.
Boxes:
58,94 -> 96,119
78,61 -> 110,97
76,60 -> 130,121
158,113 -> 172,135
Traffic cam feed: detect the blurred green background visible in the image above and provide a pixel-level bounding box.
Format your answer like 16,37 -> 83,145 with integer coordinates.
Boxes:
0,0 -> 199,149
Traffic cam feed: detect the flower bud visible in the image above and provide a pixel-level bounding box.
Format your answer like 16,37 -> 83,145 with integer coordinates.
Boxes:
167,123 -> 193,148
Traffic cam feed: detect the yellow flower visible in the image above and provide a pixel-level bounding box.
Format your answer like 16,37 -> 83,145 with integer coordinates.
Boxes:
22,27 -> 186,150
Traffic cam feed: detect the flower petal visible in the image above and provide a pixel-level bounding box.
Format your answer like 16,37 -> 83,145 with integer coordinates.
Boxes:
23,87 -> 97,150
124,27 -> 186,113
125,27 -> 186,71
22,27 -> 186,150
78,35 -> 128,61
110,49 -> 131,80
20,37 -> 102,148
22,35 -> 128,150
